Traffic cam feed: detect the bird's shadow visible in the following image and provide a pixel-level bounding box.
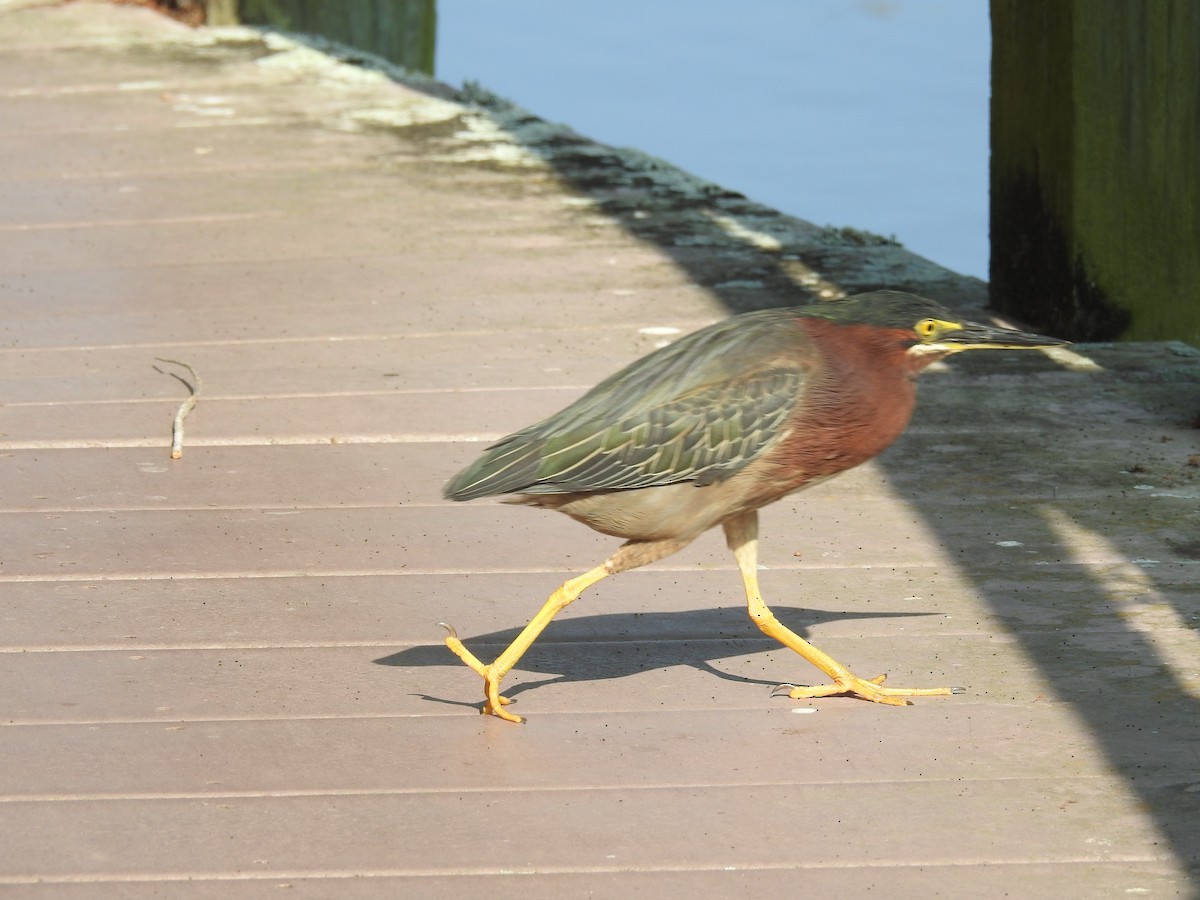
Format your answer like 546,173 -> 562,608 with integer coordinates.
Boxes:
377,605 -> 937,709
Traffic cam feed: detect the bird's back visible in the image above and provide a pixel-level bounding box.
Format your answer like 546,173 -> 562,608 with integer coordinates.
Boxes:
444,308 -> 812,501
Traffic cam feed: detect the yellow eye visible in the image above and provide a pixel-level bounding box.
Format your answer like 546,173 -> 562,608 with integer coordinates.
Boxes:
914,318 -> 940,340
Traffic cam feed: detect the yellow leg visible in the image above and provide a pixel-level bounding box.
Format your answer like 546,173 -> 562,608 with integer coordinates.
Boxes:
723,511 -> 957,707
442,537 -> 689,722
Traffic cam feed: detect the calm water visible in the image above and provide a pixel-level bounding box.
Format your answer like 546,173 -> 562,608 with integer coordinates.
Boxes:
436,1 -> 991,279
241,1 -> 991,279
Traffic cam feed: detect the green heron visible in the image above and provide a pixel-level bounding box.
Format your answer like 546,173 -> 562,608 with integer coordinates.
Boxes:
441,290 -> 1065,722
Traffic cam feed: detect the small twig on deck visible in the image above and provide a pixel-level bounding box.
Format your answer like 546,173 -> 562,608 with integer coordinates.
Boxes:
153,357 -> 201,459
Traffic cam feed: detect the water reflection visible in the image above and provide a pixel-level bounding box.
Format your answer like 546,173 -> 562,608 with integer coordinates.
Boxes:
238,0 -> 437,74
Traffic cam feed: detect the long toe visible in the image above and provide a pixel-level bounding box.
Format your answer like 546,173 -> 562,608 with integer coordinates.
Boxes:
483,701 -> 524,723
783,673 -> 957,707
483,674 -> 524,723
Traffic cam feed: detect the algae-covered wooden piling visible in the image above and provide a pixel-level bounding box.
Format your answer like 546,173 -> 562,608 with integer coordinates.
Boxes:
990,0 -> 1200,345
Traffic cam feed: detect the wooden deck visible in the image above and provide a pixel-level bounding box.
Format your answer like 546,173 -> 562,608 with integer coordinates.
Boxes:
2,3 -> 1199,896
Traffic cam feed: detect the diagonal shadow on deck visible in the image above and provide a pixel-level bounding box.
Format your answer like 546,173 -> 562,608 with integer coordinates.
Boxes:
270,29 -> 1200,885
451,78 -> 1200,885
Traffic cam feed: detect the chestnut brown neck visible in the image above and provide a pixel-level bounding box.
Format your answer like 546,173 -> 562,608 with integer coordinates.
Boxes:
764,319 -> 928,488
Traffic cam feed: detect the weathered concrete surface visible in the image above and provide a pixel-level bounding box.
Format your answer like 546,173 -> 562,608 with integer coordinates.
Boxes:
1,2 -> 1198,897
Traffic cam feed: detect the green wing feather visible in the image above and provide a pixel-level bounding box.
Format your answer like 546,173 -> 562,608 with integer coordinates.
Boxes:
445,308 -> 810,500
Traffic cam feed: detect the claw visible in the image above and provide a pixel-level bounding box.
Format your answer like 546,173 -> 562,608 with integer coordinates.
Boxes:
437,622 -> 458,639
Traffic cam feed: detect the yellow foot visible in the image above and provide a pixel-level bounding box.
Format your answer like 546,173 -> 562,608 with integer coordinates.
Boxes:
439,622 -> 525,724
481,687 -> 522,723
773,673 -> 963,707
